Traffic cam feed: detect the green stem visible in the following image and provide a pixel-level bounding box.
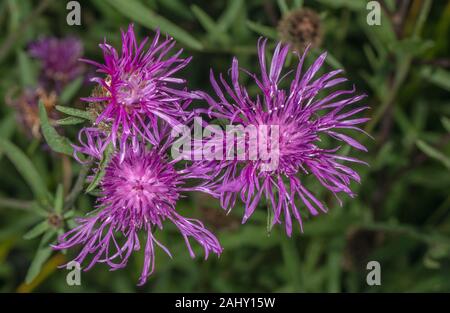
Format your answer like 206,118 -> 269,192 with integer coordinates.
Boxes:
64,162 -> 92,210
365,56 -> 412,134
413,0 -> 433,38
364,0 -> 433,135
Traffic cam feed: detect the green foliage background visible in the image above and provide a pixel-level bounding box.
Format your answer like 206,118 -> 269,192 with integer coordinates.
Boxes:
0,0 -> 449,292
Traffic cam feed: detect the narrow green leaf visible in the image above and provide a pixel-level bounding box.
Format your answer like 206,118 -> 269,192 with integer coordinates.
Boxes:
0,113 -> 16,139
6,0 -> 21,30
39,101 -> 74,156
25,245 -> 52,283
55,105 -> 91,120
30,202 -> 51,217
416,140 -> 450,170
0,138 -> 49,204
56,116 -> 86,126
23,220 -> 49,240
17,50 -> 36,87
157,0 -> 193,20
323,51 -> 344,70
441,116 -> 450,133
191,6 -> 218,35
106,0 -> 203,50
360,5 -> 396,51
86,170 -> 105,194
0,215 -> 38,241
413,0 -> 432,38
67,219 -> 77,229
41,228 -> 57,246
39,227 -> 57,248
86,144 -> 114,193
63,210 -> 75,219
54,184 -> 63,214
389,38 -> 434,57
246,21 -> 278,39
191,5 -> 229,45
59,76 -> 83,105
421,66 -> 450,92
217,0 -> 244,32
277,0 -> 289,15
90,0 -> 119,18
363,44 -> 379,70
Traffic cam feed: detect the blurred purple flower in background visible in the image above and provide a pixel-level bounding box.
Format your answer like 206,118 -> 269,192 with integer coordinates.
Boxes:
29,36 -> 84,90
54,138 -> 222,285
6,87 -> 58,139
81,24 -> 196,159
200,39 -> 369,236
6,37 -> 83,140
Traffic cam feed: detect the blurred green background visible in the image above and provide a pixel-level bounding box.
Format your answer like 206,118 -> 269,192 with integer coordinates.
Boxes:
0,0 -> 449,292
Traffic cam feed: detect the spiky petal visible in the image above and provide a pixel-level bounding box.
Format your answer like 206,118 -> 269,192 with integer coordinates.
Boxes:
54,142 -> 222,285
81,24 -> 196,159
200,39 -> 369,236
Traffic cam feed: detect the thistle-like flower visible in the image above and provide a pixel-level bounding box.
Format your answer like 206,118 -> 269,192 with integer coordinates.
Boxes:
29,36 -> 84,90
54,140 -> 222,285
200,39 -> 369,236
81,24 -> 195,158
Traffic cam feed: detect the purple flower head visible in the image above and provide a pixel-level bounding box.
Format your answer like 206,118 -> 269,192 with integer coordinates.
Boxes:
200,39 -> 369,236
54,141 -> 222,285
81,24 -> 195,159
29,36 -> 84,89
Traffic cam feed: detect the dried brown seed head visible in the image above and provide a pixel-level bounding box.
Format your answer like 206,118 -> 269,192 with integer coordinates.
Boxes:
277,8 -> 323,52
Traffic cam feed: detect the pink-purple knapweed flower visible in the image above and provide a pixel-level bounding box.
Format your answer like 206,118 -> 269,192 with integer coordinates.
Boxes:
29,36 -> 84,90
200,39 -> 369,236
81,24 -> 195,158
54,139 -> 222,285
